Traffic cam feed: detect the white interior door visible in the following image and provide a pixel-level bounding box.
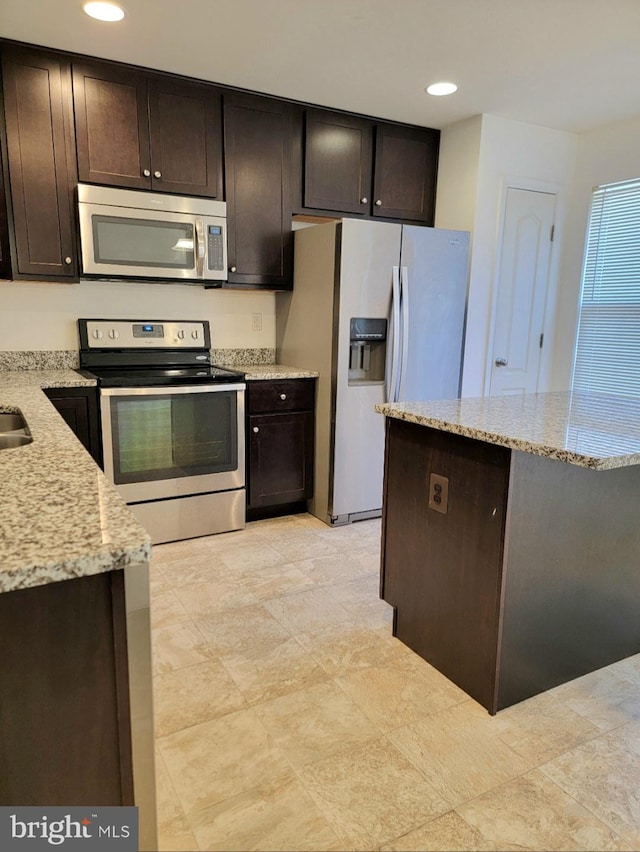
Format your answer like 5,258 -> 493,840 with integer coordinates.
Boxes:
489,187 -> 555,396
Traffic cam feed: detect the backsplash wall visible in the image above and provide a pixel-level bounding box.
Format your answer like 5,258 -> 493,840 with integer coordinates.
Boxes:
0,279 -> 276,351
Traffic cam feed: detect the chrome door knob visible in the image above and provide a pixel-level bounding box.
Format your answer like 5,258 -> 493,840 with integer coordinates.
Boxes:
64,256 -> 72,264
253,426 -> 259,433
154,170 -> 162,179
143,169 -> 151,177
375,199 -> 382,206
280,393 -> 287,400
230,266 -> 237,273
495,357 -> 508,367
360,197 -> 368,204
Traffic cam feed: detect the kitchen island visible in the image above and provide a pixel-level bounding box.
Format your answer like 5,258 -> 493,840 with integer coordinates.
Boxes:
376,391 -> 640,715
0,369 -> 156,849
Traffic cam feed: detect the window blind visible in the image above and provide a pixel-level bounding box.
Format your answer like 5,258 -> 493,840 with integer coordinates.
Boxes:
571,178 -> 640,398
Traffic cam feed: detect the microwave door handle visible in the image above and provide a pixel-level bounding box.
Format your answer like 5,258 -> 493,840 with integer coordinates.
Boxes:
194,218 -> 205,278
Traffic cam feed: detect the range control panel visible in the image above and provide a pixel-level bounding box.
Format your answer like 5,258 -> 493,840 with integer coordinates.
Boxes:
80,319 -> 211,349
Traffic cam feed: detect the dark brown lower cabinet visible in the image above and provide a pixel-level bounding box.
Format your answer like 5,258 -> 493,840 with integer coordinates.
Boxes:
381,417 -> 640,714
0,570 -> 133,805
247,379 -> 315,514
44,386 -> 102,466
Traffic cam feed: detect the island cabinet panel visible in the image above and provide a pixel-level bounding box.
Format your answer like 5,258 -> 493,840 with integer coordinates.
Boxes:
496,450 -> 640,711
0,571 -> 133,806
381,414 -> 640,714
73,60 -> 223,197
302,109 -> 374,215
1,45 -> 77,279
381,418 -> 510,712
223,93 -> 293,289
247,379 -> 315,513
372,123 -> 439,223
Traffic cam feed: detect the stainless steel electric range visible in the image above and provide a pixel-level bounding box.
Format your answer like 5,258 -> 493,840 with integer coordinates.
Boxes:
78,318 -> 245,544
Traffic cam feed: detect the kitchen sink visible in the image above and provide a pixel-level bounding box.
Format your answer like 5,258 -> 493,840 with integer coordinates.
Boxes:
0,433 -> 32,449
0,409 -> 33,449
0,412 -> 28,431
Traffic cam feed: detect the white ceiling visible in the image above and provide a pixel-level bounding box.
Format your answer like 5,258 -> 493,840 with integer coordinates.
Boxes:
2,0 -> 640,133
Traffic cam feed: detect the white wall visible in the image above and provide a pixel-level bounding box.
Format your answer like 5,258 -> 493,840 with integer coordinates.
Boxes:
549,114 -> 640,390
0,278 -> 276,351
437,114 -> 577,397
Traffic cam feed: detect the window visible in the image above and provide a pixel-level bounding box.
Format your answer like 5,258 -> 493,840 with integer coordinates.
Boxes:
571,178 -> 640,398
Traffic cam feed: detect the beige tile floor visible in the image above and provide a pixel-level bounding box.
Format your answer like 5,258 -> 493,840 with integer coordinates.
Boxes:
150,513 -> 640,851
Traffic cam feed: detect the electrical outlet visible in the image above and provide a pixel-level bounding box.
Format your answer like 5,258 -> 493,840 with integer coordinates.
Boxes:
251,313 -> 262,332
428,473 -> 449,514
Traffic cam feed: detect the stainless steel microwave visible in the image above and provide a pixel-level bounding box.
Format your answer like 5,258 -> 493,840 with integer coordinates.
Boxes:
77,183 -> 228,284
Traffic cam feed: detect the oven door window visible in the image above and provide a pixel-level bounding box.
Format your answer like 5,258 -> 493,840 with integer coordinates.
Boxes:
92,215 -> 195,270
109,391 -> 237,484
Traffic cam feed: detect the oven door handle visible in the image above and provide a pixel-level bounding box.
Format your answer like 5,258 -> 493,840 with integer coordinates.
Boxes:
195,217 -> 206,279
99,383 -> 246,397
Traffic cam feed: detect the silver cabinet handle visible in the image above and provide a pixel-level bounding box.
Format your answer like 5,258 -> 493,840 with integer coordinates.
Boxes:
154,170 -> 162,179
375,199 -> 382,206
253,426 -> 259,433
230,266 -> 237,273
360,197 -> 368,204
64,256 -> 72,265
143,169 -> 151,177
495,357 -> 508,367
280,393 -> 287,400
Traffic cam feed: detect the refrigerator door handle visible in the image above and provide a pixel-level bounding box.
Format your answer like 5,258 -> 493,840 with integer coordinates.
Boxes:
387,265 -> 402,403
398,265 -> 410,400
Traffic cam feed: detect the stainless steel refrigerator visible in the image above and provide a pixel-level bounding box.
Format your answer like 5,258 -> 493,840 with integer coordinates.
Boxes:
276,218 -> 470,525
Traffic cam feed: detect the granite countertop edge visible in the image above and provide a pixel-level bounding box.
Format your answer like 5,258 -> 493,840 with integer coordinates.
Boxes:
376,394 -> 640,471
229,364 -> 319,380
0,369 -> 150,595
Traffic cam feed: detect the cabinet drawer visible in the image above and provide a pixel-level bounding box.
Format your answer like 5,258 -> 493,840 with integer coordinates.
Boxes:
248,379 -> 315,413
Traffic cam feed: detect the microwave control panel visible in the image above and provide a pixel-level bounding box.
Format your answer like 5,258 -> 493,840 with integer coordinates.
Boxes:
207,225 -> 225,271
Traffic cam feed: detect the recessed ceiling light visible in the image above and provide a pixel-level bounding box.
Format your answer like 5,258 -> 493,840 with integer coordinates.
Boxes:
83,2 -> 125,22
426,82 -> 458,97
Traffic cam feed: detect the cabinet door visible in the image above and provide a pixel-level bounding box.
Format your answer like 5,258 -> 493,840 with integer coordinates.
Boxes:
0,145 -> 12,279
148,76 -> 223,198
73,61 -> 151,189
249,411 -> 314,508
372,124 -> 439,223
303,109 -> 373,215
224,93 -> 293,289
44,387 -> 102,466
1,46 -> 77,278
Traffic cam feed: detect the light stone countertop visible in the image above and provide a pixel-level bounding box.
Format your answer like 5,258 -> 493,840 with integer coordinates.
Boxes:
231,364 -> 319,381
376,391 -> 640,470
0,369 -> 150,595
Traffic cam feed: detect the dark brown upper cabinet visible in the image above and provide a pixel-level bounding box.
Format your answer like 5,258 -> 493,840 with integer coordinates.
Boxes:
72,61 -> 223,198
300,108 -> 439,224
223,93 -> 293,291
303,110 -> 373,215
372,123 -> 439,223
1,45 -> 78,279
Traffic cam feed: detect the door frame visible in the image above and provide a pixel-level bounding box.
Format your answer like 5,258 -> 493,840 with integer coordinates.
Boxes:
484,176 -> 565,396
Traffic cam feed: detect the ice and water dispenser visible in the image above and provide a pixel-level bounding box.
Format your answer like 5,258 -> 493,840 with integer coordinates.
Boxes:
348,318 -> 387,384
